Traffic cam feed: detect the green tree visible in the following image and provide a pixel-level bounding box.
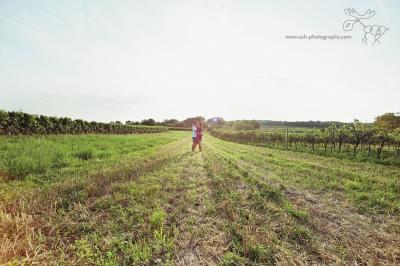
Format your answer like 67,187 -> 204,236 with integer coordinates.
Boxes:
141,118 -> 157,126
374,113 -> 400,131
206,117 -> 225,127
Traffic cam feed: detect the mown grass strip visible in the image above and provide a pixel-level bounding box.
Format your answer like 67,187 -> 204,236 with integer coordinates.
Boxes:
0,134 -> 187,264
208,135 -> 400,215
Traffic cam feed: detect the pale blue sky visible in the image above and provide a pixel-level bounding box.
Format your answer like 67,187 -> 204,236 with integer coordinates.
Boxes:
0,0 -> 399,122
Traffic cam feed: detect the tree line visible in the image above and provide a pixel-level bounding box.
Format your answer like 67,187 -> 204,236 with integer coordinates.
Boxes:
127,116 -> 205,128
0,110 -> 168,135
258,120 -> 348,129
210,113 -> 400,164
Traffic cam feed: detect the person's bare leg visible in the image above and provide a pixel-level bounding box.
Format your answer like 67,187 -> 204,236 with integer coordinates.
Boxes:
192,141 -> 197,151
198,142 -> 202,152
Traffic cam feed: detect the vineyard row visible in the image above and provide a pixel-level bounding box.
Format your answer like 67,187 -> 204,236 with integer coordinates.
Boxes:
210,125 -> 400,164
0,110 -> 168,135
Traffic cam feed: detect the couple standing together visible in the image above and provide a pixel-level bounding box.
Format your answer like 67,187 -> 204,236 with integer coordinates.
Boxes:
191,120 -> 203,152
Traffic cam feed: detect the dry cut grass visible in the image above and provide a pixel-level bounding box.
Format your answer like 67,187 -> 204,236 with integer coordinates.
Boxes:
1,133 -> 399,265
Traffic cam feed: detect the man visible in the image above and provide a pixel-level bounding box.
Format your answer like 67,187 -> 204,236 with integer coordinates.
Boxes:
191,121 -> 198,152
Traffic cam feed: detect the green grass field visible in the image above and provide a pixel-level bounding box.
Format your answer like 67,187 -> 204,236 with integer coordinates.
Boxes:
1,132 -> 399,265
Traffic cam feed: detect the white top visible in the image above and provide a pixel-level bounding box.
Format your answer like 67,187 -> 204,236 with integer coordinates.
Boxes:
192,125 -> 197,137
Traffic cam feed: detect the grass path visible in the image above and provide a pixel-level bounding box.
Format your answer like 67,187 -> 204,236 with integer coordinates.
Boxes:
1,133 -> 399,264
170,151 -> 225,265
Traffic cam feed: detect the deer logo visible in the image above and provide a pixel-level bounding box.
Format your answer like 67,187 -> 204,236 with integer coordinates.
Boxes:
343,8 -> 389,45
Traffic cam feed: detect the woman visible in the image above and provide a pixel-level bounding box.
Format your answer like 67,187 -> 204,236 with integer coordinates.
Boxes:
191,120 -> 203,152
196,121 -> 203,152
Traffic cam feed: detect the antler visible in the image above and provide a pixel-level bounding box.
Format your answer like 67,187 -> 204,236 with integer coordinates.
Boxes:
344,8 -> 359,19
344,8 -> 375,20
359,9 -> 376,19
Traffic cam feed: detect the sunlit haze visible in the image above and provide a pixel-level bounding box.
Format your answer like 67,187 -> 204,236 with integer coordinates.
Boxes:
1,0 -> 399,122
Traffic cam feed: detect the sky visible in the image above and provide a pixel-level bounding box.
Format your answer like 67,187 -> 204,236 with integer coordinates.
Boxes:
0,0 -> 399,123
